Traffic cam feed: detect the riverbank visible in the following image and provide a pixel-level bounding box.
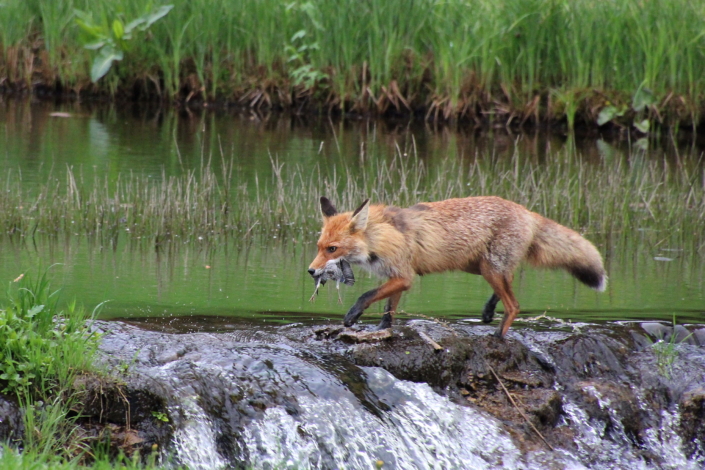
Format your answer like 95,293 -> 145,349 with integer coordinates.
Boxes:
2,0 -> 705,130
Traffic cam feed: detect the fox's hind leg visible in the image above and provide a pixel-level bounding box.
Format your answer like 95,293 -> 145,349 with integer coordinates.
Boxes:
481,293 -> 500,323
376,292 -> 402,330
481,271 -> 520,338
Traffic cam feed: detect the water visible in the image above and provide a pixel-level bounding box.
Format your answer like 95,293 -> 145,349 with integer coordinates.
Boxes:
1,99 -> 703,326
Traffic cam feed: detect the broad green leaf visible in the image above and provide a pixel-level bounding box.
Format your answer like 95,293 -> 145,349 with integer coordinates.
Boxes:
73,9 -> 95,25
75,20 -> 104,38
634,119 -> 650,133
124,17 -> 147,34
291,30 -> 307,42
597,106 -> 618,126
632,85 -> 656,112
91,47 -> 124,82
83,40 -> 106,50
27,305 -> 44,318
144,5 -> 174,29
112,19 -> 125,40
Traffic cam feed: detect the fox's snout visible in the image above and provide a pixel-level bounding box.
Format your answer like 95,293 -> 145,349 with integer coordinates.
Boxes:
307,268 -> 316,277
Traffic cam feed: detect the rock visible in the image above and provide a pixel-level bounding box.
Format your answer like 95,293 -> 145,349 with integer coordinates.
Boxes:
3,318 -> 695,467
0,394 -> 22,445
337,327 -> 393,343
679,386 -> 705,459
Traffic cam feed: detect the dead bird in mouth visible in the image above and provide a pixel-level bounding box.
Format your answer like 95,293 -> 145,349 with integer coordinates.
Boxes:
309,259 -> 355,303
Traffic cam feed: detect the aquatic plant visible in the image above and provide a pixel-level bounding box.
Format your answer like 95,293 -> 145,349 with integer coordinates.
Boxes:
0,142 -> 702,259
0,272 -> 168,468
0,271 -> 96,463
650,316 -> 694,380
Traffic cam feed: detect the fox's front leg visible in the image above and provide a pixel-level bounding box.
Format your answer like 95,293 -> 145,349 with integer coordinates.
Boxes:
343,278 -> 411,327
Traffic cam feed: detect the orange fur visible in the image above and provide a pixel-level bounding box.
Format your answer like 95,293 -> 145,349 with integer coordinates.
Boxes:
308,196 -> 607,337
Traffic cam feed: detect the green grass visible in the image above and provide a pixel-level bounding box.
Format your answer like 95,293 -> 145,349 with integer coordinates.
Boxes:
0,271 -> 96,461
0,447 -> 163,470
0,272 -> 165,469
0,142 -> 703,258
1,0 -> 705,126
0,270 -> 100,398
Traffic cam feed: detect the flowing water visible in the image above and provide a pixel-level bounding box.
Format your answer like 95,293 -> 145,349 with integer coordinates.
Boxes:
2,98 -> 705,468
97,319 -> 705,469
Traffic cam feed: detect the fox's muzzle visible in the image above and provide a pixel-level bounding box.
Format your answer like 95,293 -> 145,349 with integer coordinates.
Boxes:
307,259 -> 355,286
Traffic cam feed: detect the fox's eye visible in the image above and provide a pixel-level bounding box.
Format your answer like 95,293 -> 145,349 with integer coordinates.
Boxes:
327,246 -> 337,253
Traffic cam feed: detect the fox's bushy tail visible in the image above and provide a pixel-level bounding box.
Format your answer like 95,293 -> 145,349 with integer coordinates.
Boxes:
528,218 -> 607,291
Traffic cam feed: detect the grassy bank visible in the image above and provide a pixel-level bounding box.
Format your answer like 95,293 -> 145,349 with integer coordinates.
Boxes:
1,145 -> 703,257
1,0 -> 705,128
0,273 -> 163,469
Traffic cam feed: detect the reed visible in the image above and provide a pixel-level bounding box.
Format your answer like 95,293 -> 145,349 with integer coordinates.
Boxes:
2,0 -> 705,126
0,144 -> 702,258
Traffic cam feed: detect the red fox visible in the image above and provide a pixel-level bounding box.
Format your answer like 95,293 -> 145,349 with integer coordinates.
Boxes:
308,196 -> 607,338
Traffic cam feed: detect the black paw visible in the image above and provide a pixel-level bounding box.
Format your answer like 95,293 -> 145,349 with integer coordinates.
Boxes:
374,312 -> 393,330
492,328 -> 505,339
481,309 -> 495,323
343,306 -> 364,327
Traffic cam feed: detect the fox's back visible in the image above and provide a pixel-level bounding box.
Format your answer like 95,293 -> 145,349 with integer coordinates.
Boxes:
384,196 -> 539,275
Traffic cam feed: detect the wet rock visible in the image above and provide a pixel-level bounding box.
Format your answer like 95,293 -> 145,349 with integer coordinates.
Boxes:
692,328 -> 705,347
12,318 -> 696,468
0,394 -> 22,444
336,327 -> 393,343
72,373 -> 173,456
572,381 -> 647,443
679,386 -> 705,459
640,322 -> 698,345
347,325 -> 472,388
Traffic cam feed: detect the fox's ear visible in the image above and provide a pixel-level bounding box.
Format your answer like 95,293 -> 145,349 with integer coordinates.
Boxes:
320,197 -> 338,218
350,199 -> 370,232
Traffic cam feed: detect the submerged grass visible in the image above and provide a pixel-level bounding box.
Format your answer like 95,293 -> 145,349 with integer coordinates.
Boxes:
2,0 -> 705,126
0,142 -> 703,259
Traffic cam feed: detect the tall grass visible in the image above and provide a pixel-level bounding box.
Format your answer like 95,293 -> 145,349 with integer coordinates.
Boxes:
2,0 -> 705,124
0,144 -> 703,257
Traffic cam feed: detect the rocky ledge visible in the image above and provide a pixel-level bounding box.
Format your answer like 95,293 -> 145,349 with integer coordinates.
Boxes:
0,318 -> 703,467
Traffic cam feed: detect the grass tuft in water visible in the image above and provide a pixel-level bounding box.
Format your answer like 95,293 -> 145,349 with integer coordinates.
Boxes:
0,142 -> 702,259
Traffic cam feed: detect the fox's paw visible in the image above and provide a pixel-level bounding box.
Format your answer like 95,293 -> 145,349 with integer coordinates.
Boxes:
343,305 -> 364,327
374,312 -> 393,330
481,309 -> 495,323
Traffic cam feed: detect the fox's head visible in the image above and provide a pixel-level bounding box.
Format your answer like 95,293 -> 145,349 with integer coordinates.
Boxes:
308,197 -> 370,279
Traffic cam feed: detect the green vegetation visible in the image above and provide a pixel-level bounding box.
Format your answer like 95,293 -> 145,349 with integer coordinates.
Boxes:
0,448 -> 161,469
0,273 -> 162,469
2,0 -> 705,126
650,316 -> 694,380
0,144 -> 703,258
74,4 -> 174,83
0,271 -> 98,397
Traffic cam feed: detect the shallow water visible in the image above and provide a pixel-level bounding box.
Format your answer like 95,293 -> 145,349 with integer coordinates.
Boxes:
0,99 -> 703,326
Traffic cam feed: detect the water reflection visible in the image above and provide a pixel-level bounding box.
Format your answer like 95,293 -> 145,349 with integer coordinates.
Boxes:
2,98 -> 703,188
